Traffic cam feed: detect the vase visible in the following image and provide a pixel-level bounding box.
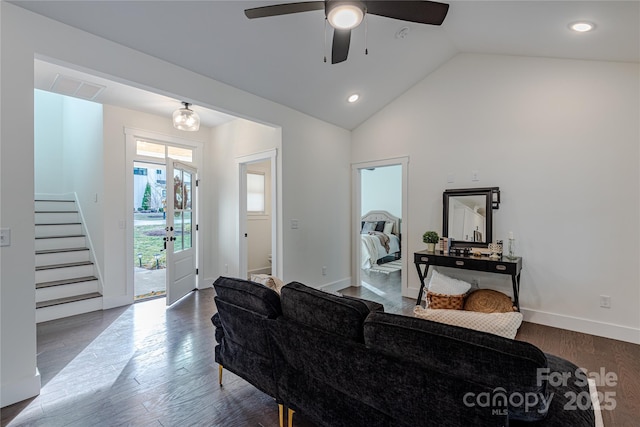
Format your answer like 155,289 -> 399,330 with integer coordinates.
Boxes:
426,243 -> 436,253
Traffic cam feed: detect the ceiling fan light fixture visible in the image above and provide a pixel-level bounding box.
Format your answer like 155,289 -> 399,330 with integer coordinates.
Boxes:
327,3 -> 364,30
173,102 -> 200,131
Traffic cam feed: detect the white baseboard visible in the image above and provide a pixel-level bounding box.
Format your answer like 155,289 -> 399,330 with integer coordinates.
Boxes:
200,278 -> 215,289
319,277 -> 352,293
521,308 -> 640,345
1,368 -> 41,408
102,294 -> 133,310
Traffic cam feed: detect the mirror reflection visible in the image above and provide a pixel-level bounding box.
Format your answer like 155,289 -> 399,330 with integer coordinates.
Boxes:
447,195 -> 487,243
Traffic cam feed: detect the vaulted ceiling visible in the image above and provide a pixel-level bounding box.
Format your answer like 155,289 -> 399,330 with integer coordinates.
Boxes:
19,1 -> 640,130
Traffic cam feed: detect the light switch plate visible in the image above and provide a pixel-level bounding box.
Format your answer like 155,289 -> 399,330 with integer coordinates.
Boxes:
0,228 -> 11,247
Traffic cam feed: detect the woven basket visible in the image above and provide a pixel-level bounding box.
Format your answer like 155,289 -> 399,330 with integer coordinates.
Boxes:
463,289 -> 516,313
426,291 -> 465,310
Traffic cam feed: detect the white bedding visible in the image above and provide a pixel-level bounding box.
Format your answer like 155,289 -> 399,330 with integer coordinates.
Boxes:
361,233 -> 400,269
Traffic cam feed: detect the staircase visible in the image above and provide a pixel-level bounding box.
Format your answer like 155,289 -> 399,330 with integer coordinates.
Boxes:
35,197 -> 103,323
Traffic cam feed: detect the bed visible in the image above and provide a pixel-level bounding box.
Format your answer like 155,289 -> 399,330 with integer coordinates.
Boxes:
360,210 -> 401,269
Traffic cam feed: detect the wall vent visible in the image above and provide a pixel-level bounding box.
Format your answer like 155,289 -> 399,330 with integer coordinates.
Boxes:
50,74 -> 105,101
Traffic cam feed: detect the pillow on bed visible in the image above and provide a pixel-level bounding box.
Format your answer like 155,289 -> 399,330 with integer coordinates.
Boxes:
361,221 -> 376,233
383,221 -> 394,235
374,221 -> 386,232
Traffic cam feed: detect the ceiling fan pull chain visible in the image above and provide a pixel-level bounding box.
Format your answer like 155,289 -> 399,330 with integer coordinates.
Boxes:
323,18 -> 327,63
364,13 -> 368,56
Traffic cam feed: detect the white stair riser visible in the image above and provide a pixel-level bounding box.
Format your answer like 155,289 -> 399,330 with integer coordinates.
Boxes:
34,201 -> 77,212
36,250 -> 90,267
36,236 -> 87,251
35,224 -> 83,238
36,297 -> 103,323
36,280 -> 99,303
35,211 -> 79,224
36,264 -> 94,283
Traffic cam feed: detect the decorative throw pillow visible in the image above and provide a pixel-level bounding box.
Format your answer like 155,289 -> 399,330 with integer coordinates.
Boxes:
250,274 -> 285,295
383,221 -> 394,235
361,221 -> 376,234
413,306 -> 523,339
427,269 -> 472,295
374,221 -> 386,232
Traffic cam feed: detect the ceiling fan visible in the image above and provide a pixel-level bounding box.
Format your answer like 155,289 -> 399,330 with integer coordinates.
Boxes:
245,1 -> 449,64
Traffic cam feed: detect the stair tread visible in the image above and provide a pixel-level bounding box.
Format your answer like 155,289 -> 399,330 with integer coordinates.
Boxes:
36,276 -> 99,289
36,292 -> 102,309
36,247 -> 89,255
35,210 -> 79,213
34,199 -> 75,202
36,261 -> 93,271
36,222 -> 81,226
35,234 -> 85,239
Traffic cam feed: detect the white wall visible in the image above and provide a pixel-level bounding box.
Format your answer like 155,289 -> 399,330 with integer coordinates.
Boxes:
1,3 -> 351,406
209,119 -> 280,280
361,165 -> 402,218
352,53 -> 640,343
34,90 -> 64,193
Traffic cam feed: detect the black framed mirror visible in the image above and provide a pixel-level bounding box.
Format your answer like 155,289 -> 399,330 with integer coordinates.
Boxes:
443,187 -> 499,249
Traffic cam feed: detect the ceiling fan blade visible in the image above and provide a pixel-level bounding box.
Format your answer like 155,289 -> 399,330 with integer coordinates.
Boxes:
332,28 -> 351,64
365,1 -> 449,25
245,1 -> 325,19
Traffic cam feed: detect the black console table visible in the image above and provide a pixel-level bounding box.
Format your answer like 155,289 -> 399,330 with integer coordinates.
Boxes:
414,251 -> 523,311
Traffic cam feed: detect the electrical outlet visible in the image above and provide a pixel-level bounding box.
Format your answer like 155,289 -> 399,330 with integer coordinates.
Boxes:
225,264 -> 229,274
600,295 -> 611,309
322,266 -> 327,276
291,219 -> 299,229
472,170 -> 480,182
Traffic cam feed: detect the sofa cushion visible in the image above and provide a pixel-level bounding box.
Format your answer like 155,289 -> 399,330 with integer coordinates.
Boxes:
213,276 -> 281,317
364,311 -> 549,421
280,282 -> 383,342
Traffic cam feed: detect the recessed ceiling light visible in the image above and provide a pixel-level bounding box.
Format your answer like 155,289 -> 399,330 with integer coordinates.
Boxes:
347,94 -> 360,103
569,21 -> 595,32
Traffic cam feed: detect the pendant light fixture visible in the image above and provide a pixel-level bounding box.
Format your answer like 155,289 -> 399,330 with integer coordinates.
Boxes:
173,102 -> 200,131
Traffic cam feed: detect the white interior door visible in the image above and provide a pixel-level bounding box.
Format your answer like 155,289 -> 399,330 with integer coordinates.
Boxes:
166,161 -> 197,305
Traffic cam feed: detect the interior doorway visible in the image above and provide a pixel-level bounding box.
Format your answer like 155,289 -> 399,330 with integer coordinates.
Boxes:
359,165 -> 403,292
352,157 -> 409,298
237,150 -> 278,280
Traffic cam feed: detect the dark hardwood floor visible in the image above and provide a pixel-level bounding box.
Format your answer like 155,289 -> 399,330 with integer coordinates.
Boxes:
2,271 -> 638,426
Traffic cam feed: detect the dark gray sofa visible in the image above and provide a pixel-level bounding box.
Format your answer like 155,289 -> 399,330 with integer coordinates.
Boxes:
212,277 -> 596,427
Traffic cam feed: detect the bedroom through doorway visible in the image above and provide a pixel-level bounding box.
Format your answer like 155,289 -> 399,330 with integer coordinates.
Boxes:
359,164 -> 403,297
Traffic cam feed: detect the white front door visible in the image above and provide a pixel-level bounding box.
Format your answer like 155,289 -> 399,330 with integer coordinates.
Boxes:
165,161 -> 197,305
